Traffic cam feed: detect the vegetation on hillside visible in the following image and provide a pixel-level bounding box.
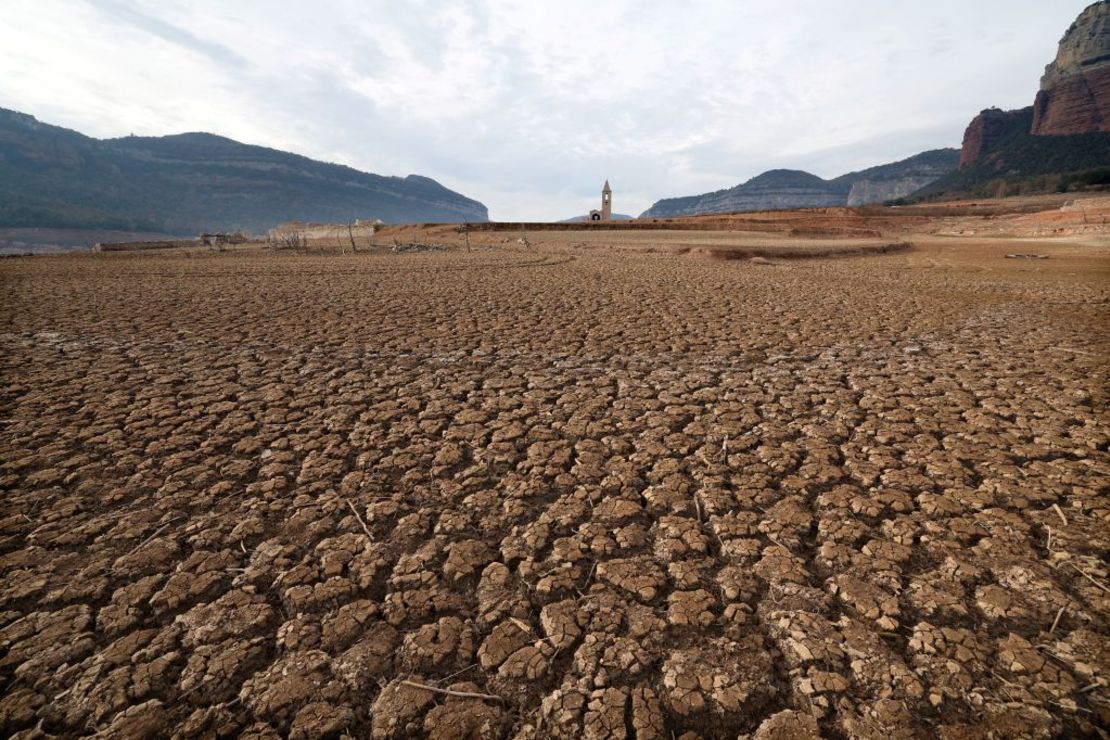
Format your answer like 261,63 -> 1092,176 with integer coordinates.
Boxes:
911,108 -> 1110,202
0,109 -> 489,233
641,150 -> 960,218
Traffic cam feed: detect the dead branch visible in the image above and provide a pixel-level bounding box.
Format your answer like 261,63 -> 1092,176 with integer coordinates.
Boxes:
346,499 -> 373,541
1068,562 -> 1109,593
1049,603 -> 1067,634
400,679 -> 504,703
125,515 -> 184,557
766,534 -> 791,553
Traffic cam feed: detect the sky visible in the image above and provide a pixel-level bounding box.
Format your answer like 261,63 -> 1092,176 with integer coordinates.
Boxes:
0,0 -> 1093,221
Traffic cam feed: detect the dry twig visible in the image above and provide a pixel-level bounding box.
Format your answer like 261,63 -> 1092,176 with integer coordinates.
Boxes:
125,516 -> 183,557
346,499 -> 374,541
577,560 -> 598,597
1052,504 -> 1069,527
439,663 -> 478,683
766,534 -> 791,553
400,679 -> 504,703
1069,562 -> 1109,593
1049,603 -> 1067,634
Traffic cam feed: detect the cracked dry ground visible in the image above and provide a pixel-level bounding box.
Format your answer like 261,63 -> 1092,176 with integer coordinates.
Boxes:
0,241 -> 1108,739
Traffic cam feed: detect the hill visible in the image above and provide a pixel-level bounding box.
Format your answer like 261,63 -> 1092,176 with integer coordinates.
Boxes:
0,108 -> 488,233
834,149 -> 962,206
640,150 -> 959,218
915,3 -> 1110,202
916,107 -> 1110,200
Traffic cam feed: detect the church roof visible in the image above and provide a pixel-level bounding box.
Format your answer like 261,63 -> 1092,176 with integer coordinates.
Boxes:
602,180 -> 611,192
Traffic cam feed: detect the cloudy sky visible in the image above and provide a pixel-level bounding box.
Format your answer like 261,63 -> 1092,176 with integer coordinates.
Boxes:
0,0 -> 1092,220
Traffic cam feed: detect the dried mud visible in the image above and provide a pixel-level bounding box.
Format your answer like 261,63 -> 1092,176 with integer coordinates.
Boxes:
0,234 -> 1108,739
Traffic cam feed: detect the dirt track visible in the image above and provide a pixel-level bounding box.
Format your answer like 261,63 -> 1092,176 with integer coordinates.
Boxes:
1,234 -> 1108,738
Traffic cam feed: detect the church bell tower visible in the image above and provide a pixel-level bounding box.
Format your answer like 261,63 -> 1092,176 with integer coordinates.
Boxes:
601,180 -> 612,221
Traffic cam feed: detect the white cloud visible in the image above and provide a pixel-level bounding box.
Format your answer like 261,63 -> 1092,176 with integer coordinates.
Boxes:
0,0 -> 1091,220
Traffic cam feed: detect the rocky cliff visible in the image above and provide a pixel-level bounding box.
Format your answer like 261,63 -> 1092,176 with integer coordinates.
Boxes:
1031,1 -> 1110,135
919,106 -> 1110,200
845,176 -> 937,206
0,108 -> 489,232
840,150 -> 961,205
959,108 -> 1032,169
949,1 -> 1110,190
640,150 -> 958,218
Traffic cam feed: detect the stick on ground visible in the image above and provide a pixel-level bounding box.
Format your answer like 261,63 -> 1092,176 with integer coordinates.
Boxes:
1049,603 -> 1067,634
1069,562 -> 1109,593
346,499 -> 374,541
400,679 -> 504,703
766,534 -> 791,553
1052,503 -> 1068,527
125,516 -> 183,557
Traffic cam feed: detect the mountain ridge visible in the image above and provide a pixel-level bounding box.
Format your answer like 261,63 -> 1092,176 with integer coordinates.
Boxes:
917,3 -> 1110,201
639,149 -> 959,218
915,107 -> 1110,200
0,108 -> 489,233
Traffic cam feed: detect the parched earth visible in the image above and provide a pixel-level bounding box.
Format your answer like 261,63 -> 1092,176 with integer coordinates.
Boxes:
0,236 -> 1108,739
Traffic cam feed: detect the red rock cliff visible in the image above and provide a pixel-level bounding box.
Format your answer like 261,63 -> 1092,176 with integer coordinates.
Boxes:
959,108 -> 1029,169
1031,1 -> 1110,135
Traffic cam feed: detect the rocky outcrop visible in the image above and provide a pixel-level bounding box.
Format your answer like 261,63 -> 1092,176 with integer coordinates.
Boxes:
922,105 -> 1110,200
959,108 -> 1031,169
953,3 -> 1110,176
841,150 -> 960,204
846,176 -> 940,206
919,3 -> 1110,200
1031,1 -> 1110,135
1033,67 -> 1110,135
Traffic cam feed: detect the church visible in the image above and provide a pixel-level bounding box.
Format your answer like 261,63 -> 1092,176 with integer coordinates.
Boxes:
588,180 -> 613,221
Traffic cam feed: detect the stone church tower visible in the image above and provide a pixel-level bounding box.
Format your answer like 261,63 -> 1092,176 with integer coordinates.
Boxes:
601,180 -> 612,221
